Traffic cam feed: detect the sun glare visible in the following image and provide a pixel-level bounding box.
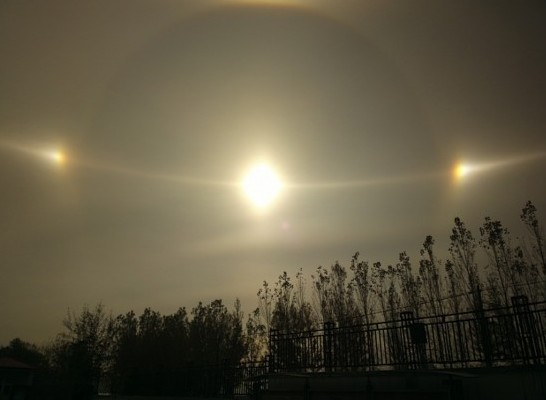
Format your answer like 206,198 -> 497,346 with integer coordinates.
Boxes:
45,150 -> 66,166
454,163 -> 471,179
242,164 -> 282,209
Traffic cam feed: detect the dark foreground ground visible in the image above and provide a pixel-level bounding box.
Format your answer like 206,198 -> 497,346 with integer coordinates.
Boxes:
94,366 -> 546,400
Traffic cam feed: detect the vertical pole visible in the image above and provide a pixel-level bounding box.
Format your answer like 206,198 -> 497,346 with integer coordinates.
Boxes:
323,322 -> 334,372
476,284 -> 492,368
268,330 -> 277,374
511,295 -> 537,364
400,311 -> 415,369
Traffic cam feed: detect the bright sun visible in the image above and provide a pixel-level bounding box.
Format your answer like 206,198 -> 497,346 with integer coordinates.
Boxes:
43,149 -> 66,166
242,164 -> 283,209
454,162 -> 475,181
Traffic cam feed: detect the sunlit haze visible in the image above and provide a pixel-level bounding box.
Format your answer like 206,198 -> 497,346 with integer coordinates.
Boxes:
0,0 -> 545,345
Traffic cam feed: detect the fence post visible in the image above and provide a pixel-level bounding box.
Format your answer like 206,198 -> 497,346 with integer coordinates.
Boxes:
323,322 -> 335,372
476,284 -> 493,368
268,330 -> 277,374
400,311 -> 415,369
405,312 -> 428,369
511,295 -> 539,364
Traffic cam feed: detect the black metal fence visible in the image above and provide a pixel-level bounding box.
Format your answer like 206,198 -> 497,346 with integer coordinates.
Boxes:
269,296 -> 546,372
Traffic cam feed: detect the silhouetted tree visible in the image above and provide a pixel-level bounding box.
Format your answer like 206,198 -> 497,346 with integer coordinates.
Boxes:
312,262 -> 356,326
257,280 -> 273,332
374,262 -> 397,321
419,236 -> 445,316
520,201 -> 546,300
160,307 -> 190,367
396,251 -> 422,317
448,217 -> 481,311
109,311 -> 139,394
42,304 -> 113,399
189,299 -> 245,365
521,200 -> 546,275
291,269 -> 316,331
62,304 -> 113,396
266,271 -> 317,332
312,265 -> 333,323
244,308 -> 267,362
480,217 -> 516,306
271,272 -> 294,332
138,308 -> 163,370
350,252 -> 378,326
0,338 -> 47,367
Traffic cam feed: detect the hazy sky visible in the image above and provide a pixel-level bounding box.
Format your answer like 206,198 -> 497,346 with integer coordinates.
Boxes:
1,0 -> 545,345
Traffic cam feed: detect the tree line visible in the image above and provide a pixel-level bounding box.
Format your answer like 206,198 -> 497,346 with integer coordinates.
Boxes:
1,201 -> 544,398
2,300 -> 248,398
250,201 -> 545,335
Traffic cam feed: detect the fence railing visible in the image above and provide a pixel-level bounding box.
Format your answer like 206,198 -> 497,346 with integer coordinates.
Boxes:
269,296 -> 546,372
